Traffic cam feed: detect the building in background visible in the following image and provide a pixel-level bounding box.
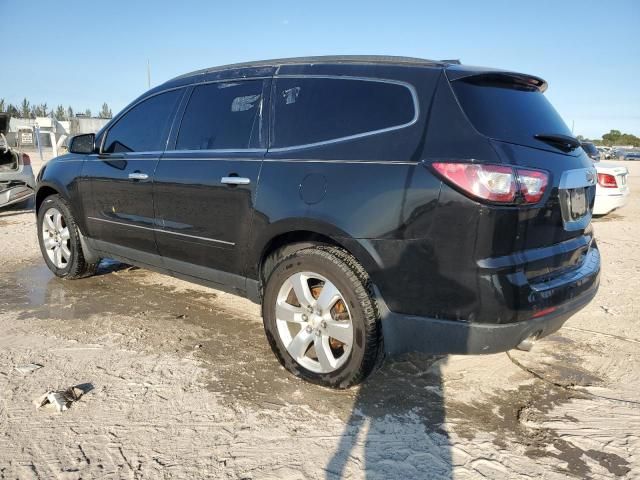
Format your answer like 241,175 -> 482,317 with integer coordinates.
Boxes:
2,115 -> 109,148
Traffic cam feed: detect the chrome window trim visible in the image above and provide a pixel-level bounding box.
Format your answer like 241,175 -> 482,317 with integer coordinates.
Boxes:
168,148 -> 267,155
87,216 -> 235,246
269,75 -> 420,152
262,159 -> 419,165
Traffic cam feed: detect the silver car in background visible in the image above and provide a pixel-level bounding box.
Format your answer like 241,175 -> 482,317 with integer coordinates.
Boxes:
0,113 -> 36,208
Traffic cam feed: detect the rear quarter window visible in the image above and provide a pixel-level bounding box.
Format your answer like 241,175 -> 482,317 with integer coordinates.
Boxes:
272,77 -> 416,149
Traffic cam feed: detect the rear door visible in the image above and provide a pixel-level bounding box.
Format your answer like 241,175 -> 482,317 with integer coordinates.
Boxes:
84,89 -> 184,263
153,79 -> 269,291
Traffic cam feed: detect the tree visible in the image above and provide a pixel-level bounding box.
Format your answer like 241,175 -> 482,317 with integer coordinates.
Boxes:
601,129 -> 640,147
7,104 -> 19,118
67,106 -> 74,120
55,105 -> 66,120
20,98 -> 30,119
99,102 -> 113,119
0,98 -> 4,112
85,109 -> 92,117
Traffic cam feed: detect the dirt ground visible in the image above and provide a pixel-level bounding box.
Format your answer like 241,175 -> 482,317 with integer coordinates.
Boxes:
0,152 -> 638,479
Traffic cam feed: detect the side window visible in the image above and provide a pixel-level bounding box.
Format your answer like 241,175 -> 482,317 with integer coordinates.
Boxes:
176,80 -> 264,151
272,77 -> 416,148
103,89 -> 182,153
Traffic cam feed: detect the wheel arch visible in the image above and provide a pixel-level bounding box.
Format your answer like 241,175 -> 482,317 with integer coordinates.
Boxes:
251,223 -> 383,301
35,183 -> 62,213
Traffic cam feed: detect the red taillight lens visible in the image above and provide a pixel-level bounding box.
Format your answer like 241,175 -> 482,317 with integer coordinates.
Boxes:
432,162 -> 549,204
21,153 -> 31,166
432,163 -> 517,203
517,168 -> 548,203
597,172 -> 617,188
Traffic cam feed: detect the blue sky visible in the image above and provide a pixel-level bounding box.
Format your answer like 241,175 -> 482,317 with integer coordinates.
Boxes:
2,0 -> 639,138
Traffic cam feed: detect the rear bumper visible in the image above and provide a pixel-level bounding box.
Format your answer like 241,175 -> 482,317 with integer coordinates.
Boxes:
0,164 -> 36,208
0,184 -> 34,207
379,248 -> 600,356
593,191 -> 629,215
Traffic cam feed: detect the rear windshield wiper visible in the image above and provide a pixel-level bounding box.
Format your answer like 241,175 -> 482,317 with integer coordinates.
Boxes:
534,133 -> 581,153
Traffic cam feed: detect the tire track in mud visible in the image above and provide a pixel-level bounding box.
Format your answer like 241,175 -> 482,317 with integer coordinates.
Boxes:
446,336 -> 636,478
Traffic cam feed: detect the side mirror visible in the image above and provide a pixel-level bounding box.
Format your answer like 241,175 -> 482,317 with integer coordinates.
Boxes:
69,133 -> 96,154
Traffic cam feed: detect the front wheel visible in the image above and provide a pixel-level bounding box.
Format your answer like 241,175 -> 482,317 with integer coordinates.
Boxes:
37,194 -> 99,279
262,246 -> 383,388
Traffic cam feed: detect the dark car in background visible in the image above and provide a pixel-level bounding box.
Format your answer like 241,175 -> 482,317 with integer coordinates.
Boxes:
35,56 -> 600,388
618,150 -> 640,161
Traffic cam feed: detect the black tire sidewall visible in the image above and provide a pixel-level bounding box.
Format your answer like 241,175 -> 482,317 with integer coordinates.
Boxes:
262,250 -> 372,388
37,195 -> 81,278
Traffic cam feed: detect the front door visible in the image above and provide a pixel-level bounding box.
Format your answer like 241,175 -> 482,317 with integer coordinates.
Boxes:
84,88 -> 184,263
153,79 -> 269,291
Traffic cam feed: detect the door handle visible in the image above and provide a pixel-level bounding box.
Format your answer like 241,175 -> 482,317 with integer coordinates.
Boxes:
128,172 -> 149,180
221,176 -> 250,185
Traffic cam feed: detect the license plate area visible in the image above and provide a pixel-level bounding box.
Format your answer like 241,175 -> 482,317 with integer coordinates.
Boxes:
568,187 -> 587,220
558,167 -> 597,231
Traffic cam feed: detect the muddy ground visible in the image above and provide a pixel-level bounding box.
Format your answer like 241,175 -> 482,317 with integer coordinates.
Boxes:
0,154 -> 638,479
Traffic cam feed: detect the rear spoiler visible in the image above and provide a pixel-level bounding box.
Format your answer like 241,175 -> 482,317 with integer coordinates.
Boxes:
446,67 -> 548,93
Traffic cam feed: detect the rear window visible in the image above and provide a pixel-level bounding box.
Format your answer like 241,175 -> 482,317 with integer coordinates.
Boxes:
272,77 -> 416,149
451,76 -> 572,151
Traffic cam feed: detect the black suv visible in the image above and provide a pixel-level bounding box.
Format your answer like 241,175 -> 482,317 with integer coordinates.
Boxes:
36,56 -> 600,388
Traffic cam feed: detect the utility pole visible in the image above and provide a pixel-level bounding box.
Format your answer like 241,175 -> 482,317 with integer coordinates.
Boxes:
147,60 -> 151,89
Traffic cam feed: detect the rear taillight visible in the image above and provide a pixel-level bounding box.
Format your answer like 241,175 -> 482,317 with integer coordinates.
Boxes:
21,153 -> 31,166
432,162 -> 549,205
517,168 -> 548,203
597,172 -> 617,188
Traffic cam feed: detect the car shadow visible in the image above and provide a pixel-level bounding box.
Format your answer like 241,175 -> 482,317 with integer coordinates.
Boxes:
326,354 -> 453,479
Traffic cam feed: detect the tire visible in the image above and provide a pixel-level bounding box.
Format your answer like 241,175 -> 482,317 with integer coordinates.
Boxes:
262,246 -> 382,388
37,194 -> 99,279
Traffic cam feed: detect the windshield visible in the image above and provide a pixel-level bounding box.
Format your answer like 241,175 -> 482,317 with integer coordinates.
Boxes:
451,76 -> 573,152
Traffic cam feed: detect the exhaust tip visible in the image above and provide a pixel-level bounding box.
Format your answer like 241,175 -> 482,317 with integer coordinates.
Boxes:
516,330 -> 542,352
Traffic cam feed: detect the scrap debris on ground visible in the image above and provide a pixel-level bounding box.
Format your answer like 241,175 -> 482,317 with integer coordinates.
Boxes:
34,385 -> 86,413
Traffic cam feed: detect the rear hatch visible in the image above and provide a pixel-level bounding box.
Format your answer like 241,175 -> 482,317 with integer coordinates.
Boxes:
447,69 -> 597,281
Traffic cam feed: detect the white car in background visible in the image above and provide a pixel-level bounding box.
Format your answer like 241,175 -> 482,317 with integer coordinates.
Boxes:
1,114 -> 36,209
593,162 -> 630,216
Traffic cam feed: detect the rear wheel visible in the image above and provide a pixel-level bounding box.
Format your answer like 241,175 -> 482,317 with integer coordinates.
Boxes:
262,246 -> 382,388
37,194 -> 99,279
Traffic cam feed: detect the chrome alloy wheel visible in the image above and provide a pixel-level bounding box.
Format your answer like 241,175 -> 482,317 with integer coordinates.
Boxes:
41,207 -> 71,269
275,271 -> 354,374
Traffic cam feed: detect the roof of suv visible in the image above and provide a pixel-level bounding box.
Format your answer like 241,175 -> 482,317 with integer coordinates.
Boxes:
170,55 -> 457,81
159,55 -> 547,93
